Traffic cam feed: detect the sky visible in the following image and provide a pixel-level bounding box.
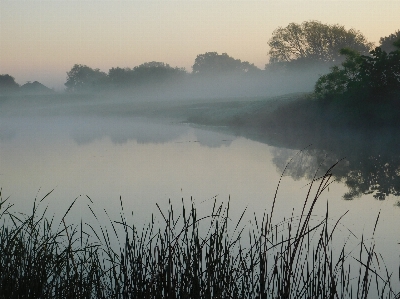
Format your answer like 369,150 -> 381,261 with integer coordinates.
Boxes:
1,0 -> 399,90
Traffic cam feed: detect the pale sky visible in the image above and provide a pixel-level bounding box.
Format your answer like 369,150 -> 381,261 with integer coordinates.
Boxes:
1,0 -> 399,90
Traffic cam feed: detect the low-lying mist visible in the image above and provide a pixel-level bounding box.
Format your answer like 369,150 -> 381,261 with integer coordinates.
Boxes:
0,65 -> 331,119
98,65 -> 330,102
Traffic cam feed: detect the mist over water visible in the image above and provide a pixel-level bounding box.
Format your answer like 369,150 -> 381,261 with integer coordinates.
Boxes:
2,3 -> 400,293
148,67 -> 327,100
0,61 -> 399,294
1,117 -> 398,260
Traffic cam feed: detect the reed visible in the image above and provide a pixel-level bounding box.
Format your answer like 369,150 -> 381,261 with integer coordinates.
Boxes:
0,165 -> 398,298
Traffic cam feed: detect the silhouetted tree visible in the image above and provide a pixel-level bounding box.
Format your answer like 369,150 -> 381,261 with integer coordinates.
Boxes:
108,67 -> 135,87
267,21 -> 373,68
192,52 -> 259,76
107,62 -> 186,88
315,43 -> 400,99
314,48 -> 362,98
0,74 -> 20,94
20,81 -> 54,95
240,61 -> 261,73
132,62 -> 187,85
379,30 -> 400,53
65,64 -> 108,92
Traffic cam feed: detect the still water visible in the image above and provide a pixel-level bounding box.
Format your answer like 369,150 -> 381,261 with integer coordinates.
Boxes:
1,113 -> 399,286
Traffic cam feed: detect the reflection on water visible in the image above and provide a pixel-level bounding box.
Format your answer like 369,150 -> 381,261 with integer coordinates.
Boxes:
1,114 -> 399,291
0,115 -> 270,224
70,117 -> 234,148
269,127 -> 400,200
71,117 -> 187,145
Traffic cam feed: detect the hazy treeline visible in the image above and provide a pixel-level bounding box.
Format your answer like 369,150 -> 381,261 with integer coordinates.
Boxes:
1,21 -> 398,100
62,19 -> 379,95
0,77 -> 54,95
62,52 -> 265,97
58,56 -> 324,99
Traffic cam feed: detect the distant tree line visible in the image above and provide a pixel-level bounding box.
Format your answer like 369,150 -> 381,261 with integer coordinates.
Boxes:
64,53 -> 262,93
62,20 -> 377,93
0,75 -> 53,95
192,52 -> 260,75
2,21 -> 398,99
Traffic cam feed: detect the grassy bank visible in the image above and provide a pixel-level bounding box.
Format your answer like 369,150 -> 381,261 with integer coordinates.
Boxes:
1,166 -> 398,298
0,91 -> 304,121
2,90 -> 399,131
261,92 -> 400,131
158,91 -> 400,134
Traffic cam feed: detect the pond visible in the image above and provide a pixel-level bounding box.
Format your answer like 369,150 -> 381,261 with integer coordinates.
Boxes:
0,106 -> 399,292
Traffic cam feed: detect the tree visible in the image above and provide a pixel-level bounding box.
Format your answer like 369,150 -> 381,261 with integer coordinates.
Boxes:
240,61 -> 261,73
357,46 -> 400,93
0,74 -> 20,94
20,81 -> 54,95
132,62 -> 187,85
192,52 -> 259,76
65,64 -> 107,92
268,21 -> 373,66
108,62 -> 187,88
314,43 -> 400,99
108,67 -> 135,87
379,30 -> 400,53
314,48 -> 362,98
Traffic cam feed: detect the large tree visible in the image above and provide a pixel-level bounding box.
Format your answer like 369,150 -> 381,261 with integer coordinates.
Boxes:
267,21 -> 373,66
192,52 -> 259,76
65,64 -> 108,92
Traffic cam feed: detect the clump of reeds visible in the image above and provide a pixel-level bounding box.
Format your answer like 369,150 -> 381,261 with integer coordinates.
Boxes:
0,163 -> 398,298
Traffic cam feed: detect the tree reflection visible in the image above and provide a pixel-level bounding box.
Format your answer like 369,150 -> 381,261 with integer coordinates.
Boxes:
269,128 -> 400,200
343,154 -> 400,200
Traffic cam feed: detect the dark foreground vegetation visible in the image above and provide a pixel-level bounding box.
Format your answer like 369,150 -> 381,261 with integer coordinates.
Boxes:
1,166 -> 399,298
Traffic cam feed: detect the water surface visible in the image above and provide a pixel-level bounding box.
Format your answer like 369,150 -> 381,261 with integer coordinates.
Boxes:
1,112 -> 399,286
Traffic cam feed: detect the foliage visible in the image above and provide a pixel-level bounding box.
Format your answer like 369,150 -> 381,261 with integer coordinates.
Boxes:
108,67 -> 135,86
267,21 -> 373,66
0,74 -> 20,94
192,52 -> 260,76
65,53 -> 261,93
314,41 -> 400,99
65,64 -> 108,92
379,30 -> 400,53
65,62 -> 187,92
107,62 -> 187,89
131,61 -> 187,85
314,48 -> 363,98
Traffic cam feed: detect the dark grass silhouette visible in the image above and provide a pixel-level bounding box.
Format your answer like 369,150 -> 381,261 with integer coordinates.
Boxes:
0,162 -> 398,298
